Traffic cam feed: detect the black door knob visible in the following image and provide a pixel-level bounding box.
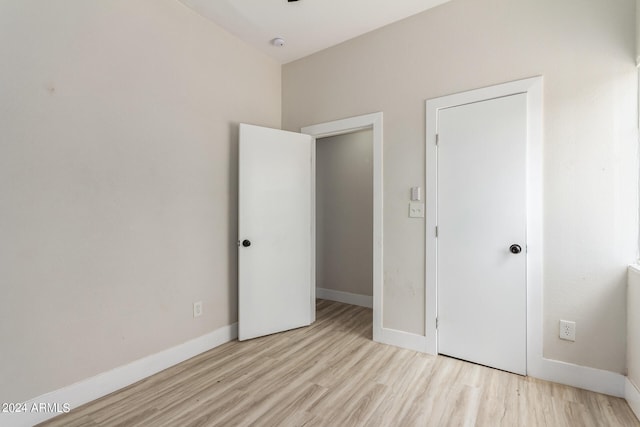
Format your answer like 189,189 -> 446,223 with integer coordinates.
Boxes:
509,244 -> 522,254
242,239 -> 251,247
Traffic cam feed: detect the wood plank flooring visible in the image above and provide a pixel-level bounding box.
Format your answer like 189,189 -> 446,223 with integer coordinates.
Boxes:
40,300 -> 639,426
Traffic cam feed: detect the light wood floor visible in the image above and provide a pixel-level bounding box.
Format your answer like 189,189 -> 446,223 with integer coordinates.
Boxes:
40,300 -> 639,427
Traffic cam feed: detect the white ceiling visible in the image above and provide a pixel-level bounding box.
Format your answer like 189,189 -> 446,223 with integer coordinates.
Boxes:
178,0 -> 451,64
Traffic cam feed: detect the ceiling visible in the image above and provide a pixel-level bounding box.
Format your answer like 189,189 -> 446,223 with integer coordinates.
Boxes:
178,0 -> 451,64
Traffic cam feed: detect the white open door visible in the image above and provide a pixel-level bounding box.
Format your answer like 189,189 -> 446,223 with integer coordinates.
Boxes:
437,94 -> 527,375
238,124 -> 313,341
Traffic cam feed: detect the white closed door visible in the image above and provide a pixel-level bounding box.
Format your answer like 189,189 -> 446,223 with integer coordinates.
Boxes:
437,94 -> 527,375
238,124 -> 313,341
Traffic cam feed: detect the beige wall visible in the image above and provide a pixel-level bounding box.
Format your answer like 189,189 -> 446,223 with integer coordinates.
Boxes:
283,0 -> 638,373
0,0 -> 280,403
316,129 -> 373,297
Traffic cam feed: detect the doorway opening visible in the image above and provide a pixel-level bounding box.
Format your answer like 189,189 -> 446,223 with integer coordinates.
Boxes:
301,112 -> 383,341
315,129 -> 373,320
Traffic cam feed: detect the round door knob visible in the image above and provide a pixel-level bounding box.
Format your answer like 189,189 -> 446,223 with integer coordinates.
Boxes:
509,244 -> 522,254
242,239 -> 251,247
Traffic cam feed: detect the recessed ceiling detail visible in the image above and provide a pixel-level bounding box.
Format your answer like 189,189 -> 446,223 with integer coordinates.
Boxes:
178,0 -> 451,63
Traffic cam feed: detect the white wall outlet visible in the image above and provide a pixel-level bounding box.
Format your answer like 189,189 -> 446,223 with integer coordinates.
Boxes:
559,320 -> 576,341
409,202 -> 425,218
193,301 -> 203,318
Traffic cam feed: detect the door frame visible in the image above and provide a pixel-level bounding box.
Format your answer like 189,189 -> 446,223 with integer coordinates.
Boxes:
425,77 -> 543,375
301,112 -> 383,340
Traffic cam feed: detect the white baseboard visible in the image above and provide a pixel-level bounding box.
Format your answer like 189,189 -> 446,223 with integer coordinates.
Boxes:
528,356 -> 625,398
317,287 -> 373,308
627,378 -> 640,421
375,327 -> 428,353
1,323 -> 238,427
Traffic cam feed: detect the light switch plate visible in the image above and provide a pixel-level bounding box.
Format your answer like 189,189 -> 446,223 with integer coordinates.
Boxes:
411,186 -> 421,201
409,202 -> 425,218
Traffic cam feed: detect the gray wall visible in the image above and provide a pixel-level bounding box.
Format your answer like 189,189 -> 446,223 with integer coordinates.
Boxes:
283,0 -> 638,374
0,0 -> 281,403
316,129 -> 373,297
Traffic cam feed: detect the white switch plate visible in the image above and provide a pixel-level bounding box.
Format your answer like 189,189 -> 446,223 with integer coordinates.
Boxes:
409,202 -> 425,218
411,186 -> 421,201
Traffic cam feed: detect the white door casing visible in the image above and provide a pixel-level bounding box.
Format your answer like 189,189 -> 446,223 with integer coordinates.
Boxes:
436,94 -> 527,375
238,123 -> 313,341
425,77 -> 543,377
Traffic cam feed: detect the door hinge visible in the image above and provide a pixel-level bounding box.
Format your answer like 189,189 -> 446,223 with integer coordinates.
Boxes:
435,226 -> 439,237
435,134 -> 439,146
436,317 -> 439,329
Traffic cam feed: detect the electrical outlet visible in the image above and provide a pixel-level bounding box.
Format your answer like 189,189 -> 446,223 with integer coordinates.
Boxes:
193,301 -> 203,318
559,320 -> 576,341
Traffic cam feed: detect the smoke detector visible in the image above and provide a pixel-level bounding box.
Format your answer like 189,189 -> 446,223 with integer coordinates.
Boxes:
272,37 -> 285,47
